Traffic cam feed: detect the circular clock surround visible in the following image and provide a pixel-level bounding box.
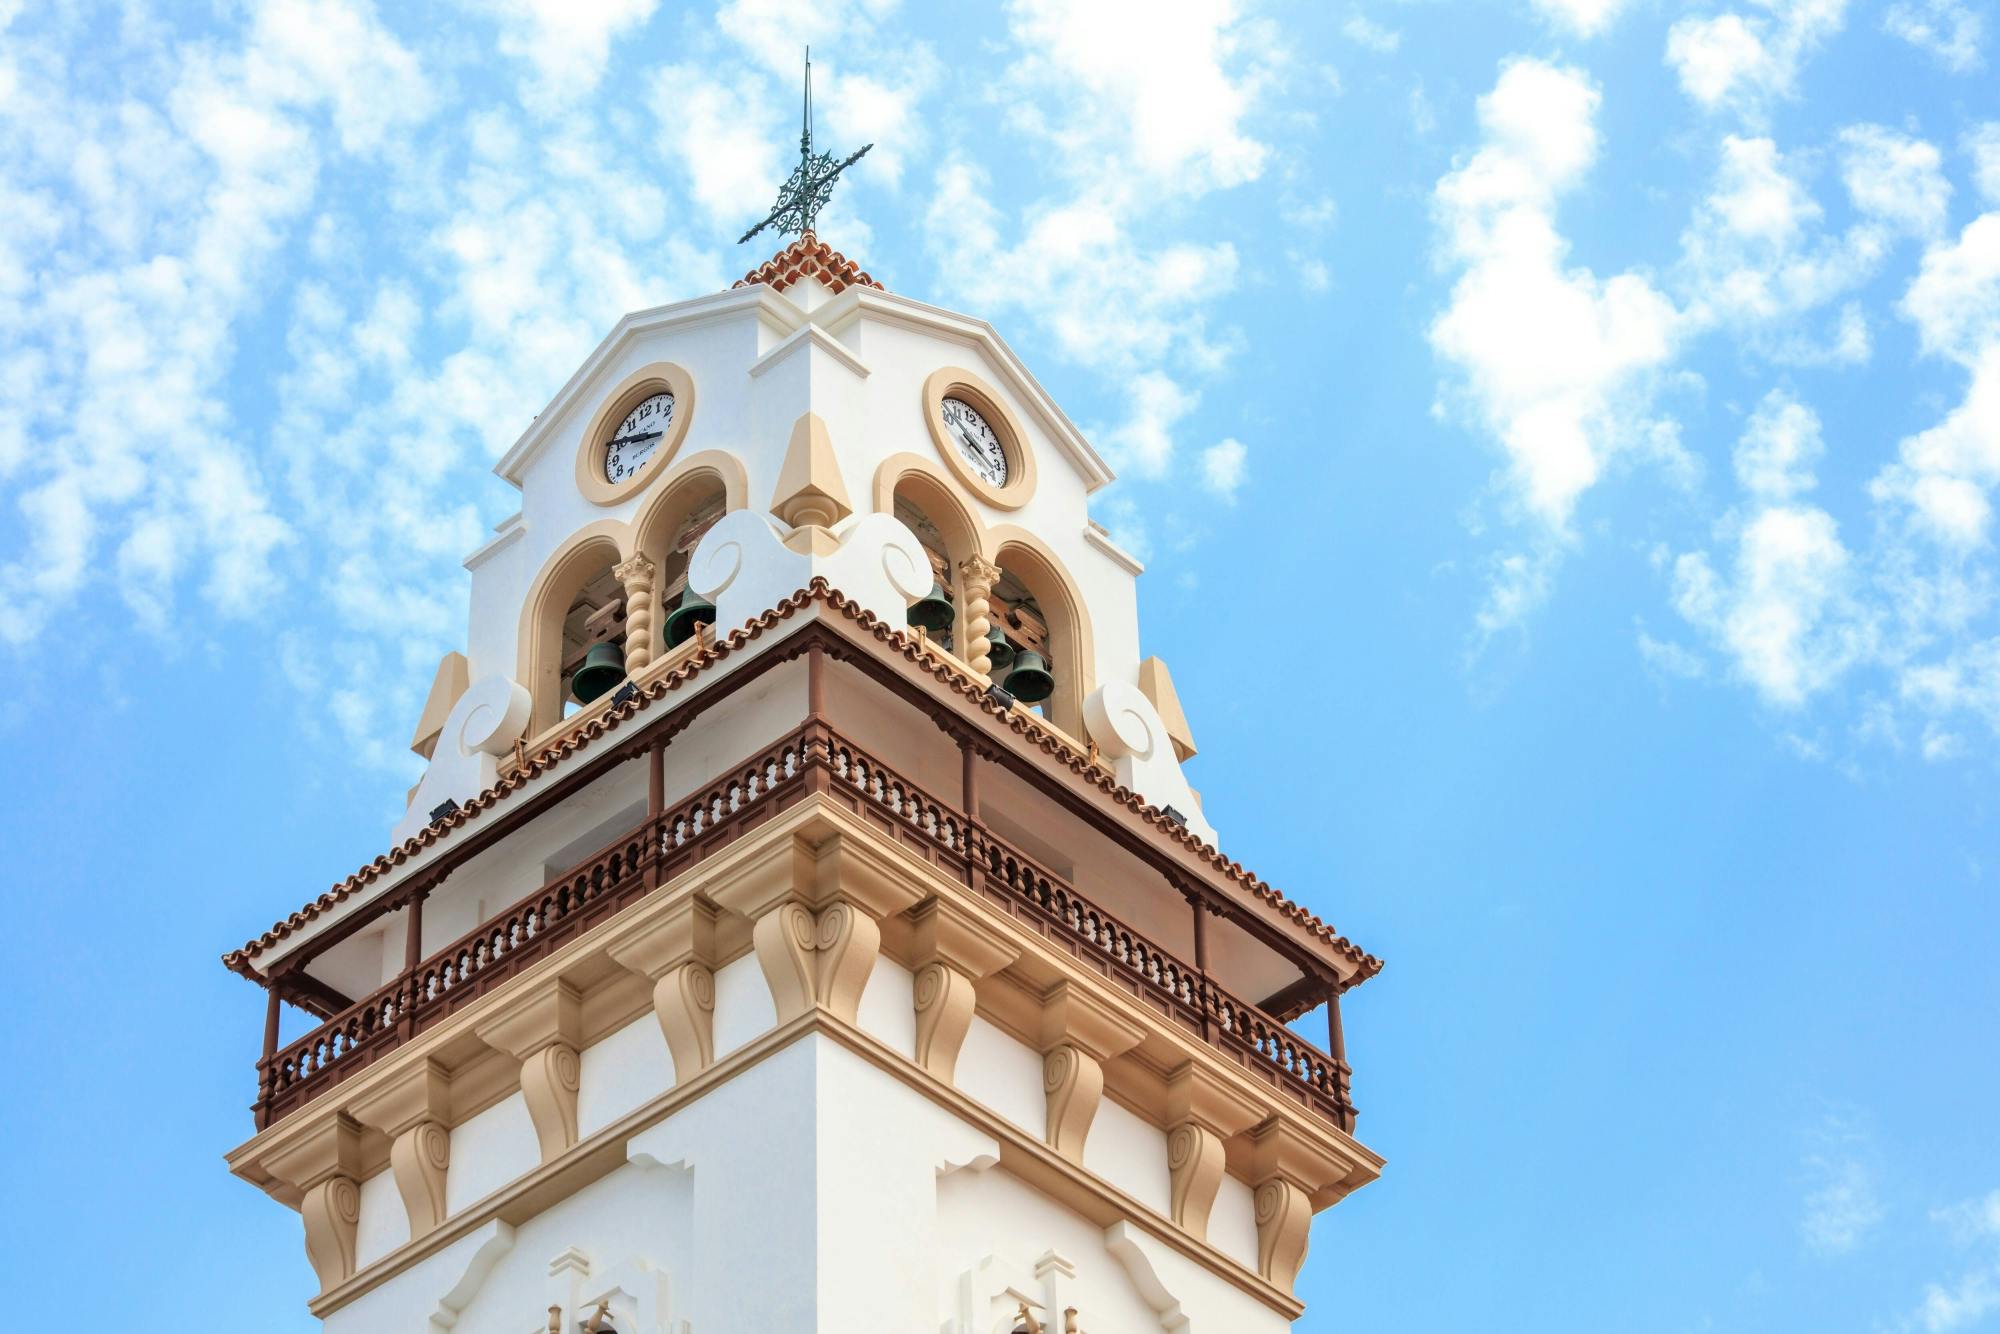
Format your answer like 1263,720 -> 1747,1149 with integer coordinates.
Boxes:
576,362 -> 698,506
921,366 -> 1036,510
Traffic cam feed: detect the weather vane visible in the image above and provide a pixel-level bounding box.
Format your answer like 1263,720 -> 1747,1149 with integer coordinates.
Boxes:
738,47 -> 872,245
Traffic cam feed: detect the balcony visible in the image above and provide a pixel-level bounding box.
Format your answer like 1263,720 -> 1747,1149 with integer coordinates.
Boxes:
232,594 -> 1374,1138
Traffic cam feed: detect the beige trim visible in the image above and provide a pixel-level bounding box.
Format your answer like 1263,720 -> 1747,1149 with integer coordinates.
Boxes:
1137,657 -> 1197,762
771,411 -> 854,533
574,361 -> 698,507
410,652 -> 469,760
988,523 -> 1099,740
475,980 -> 584,1164
515,520 -> 630,736
908,897 -> 1018,1084
606,895 -> 721,1086
922,366 -> 1037,511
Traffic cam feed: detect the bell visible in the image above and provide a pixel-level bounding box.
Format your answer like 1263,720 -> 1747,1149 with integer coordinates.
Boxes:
1004,649 -> 1054,704
570,641 -> 626,704
907,582 -> 955,633
664,587 -> 716,646
986,627 -> 1015,672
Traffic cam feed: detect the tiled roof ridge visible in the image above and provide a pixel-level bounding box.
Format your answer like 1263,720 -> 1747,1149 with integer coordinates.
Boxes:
223,582 -> 1380,987
732,230 -> 884,296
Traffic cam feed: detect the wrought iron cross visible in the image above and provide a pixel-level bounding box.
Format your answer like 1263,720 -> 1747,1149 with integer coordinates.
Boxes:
737,47 -> 872,245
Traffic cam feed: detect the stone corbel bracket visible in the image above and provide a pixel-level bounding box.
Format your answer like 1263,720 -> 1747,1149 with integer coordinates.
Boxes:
1037,981 -> 1146,1164
607,894 -> 722,1087
349,1059 -> 454,1241
707,814 -> 927,1026
474,978 -> 584,1165
907,894 -> 1019,1086
262,1112 -> 365,1295
1161,1062 -> 1263,1245
1245,1116 -> 1352,1295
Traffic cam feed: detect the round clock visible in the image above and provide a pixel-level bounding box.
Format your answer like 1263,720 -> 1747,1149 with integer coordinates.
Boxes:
575,362 -> 697,506
921,367 -> 1035,509
604,392 -> 673,483
941,397 -> 1008,488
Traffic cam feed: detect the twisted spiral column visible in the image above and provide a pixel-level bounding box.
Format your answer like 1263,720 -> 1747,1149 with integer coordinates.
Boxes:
957,555 -> 1002,676
613,552 -> 657,673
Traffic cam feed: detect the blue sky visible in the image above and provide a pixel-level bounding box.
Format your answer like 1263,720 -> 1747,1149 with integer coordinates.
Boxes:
1,0 -> 1996,1329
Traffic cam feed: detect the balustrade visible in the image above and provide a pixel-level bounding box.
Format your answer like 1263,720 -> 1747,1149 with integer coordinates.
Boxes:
253,721 -> 1354,1135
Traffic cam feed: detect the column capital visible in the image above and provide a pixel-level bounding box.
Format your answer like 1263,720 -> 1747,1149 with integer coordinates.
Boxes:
1164,1060 -> 1263,1139
348,1058 -> 452,1138
909,894 -> 1018,980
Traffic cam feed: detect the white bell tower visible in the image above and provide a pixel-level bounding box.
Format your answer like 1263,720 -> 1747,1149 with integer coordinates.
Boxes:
223,233 -> 1383,1333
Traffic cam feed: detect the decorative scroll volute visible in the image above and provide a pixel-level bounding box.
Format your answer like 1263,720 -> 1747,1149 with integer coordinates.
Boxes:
608,896 -> 721,1085
907,895 -> 1018,1085
474,979 -> 583,1164
263,1112 -> 364,1295
1036,981 -> 1144,1164
1254,1177 -> 1313,1291
300,1175 -> 362,1294
1041,1043 -> 1104,1163
389,1120 -> 451,1238
1166,1122 -> 1226,1241
754,900 -> 821,1023
349,1060 -> 453,1241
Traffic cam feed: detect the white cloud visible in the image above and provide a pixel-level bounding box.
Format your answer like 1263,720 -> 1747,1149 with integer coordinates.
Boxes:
488,0 -> 660,103
1430,59 -> 1682,539
1637,627 -> 1708,678
1802,1156 -> 1883,1255
1884,0 -> 1985,72
1342,14 -> 1401,53
1841,124 -> 1953,239
1000,0 -> 1280,194
1906,1189 -> 2000,1332
1673,501 -> 1862,706
1666,0 -> 1849,117
1531,0 -> 1629,37
1200,437 -> 1248,501
1970,124 -> 2000,204
1735,388 -> 1824,498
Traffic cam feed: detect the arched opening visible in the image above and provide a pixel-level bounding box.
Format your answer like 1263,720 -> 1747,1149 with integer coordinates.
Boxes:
890,469 -> 981,655
633,471 -> 730,654
521,530 -> 627,736
991,536 -> 1093,740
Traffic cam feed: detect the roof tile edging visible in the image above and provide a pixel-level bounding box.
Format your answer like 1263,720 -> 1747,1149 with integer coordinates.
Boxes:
223,581 -> 1380,987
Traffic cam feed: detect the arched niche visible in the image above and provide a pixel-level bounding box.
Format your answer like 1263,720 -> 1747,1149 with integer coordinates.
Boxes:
888,465 -> 983,655
517,521 -> 631,736
989,527 -> 1096,741
630,451 -> 747,655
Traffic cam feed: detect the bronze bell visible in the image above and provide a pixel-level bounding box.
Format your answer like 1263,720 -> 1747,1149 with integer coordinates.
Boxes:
571,640 -> 625,704
1004,649 -> 1054,704
664,587 -> 716,646
986,626 -> 1015,671
907,581 -> 955,633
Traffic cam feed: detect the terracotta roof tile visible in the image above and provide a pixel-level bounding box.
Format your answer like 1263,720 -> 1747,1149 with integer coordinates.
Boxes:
733,230 -> 883,296
222,583 -> 1381,990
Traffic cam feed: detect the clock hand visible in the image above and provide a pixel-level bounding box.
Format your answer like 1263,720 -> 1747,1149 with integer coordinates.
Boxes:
610,430 -> 663,447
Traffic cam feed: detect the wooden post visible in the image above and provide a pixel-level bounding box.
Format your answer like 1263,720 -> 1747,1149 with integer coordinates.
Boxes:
807,640 -> 825,721
403,887 -> 426,972
262,981 -> 283,1064
648,735 -> 665,816
1326,987 -> 1346,1065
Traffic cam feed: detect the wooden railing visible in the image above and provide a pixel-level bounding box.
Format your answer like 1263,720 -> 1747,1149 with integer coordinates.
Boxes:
254,722 -> 1354,1133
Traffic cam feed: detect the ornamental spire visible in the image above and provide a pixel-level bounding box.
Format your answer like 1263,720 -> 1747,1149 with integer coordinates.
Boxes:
737,47 -> 873,245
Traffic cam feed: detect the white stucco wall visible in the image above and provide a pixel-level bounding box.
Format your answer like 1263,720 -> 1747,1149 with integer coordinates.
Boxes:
954,1014 -> 1048,1139
577,1012 -> 673,1139
445,1092 -> 539,1215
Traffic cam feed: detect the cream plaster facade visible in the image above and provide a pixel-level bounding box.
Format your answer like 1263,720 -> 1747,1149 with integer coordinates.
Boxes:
228,241 -> 1381,1333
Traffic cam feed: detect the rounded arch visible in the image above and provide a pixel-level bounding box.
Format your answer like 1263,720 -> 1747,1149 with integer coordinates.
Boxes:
988,524 -> 1097,741
630,450 -> 750,655
874,454 -> 990,656
516,520 -> 632,735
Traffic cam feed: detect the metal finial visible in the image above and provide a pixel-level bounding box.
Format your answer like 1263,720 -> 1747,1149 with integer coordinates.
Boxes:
738,47 -> 873,244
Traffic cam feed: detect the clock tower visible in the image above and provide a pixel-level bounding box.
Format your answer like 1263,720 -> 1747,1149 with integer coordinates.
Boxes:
222,232 -> 1383,1332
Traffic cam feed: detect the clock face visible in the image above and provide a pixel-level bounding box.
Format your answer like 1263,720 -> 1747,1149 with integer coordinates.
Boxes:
942,396 -> 1008,487
604,392 -> 674,483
